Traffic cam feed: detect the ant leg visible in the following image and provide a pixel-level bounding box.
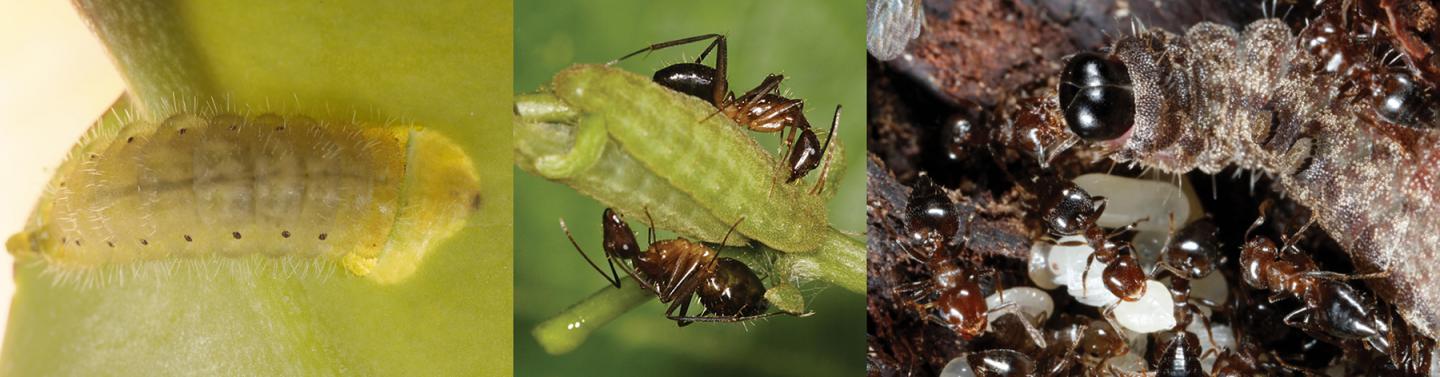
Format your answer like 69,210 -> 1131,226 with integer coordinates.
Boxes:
1268,351 -> 1329,377
613,34 -> 723,64
1281,307 -> 1314,328
666,297 -> 696,327
891,280 -> 930,302
990,303 -> 1048,348
610,256 -> 659,294
1188,302 -> 1218,348
559,218 -> 622,288
808,105 -> 842,194
642,207 -> 656,246
670,310 -> 811,323
1081,252 -> 1098,297
1302,270 -> 1391,281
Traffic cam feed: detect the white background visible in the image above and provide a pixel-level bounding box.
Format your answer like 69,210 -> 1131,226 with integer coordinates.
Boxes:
0,0 -> 125,348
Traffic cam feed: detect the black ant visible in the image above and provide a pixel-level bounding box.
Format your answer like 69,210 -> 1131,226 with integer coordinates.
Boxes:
1157,216 -> 1224,342
559,208 -> 804,326
614,34 -> 842,189
1147,218 -> 1226,377
890,177 -> 1047,346
1237,201 -> 1394,355
1035,177 -> 1147,302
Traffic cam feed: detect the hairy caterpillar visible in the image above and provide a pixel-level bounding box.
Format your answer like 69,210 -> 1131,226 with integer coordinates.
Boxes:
5,111 -> 481,284
1034,8 -> 1440,341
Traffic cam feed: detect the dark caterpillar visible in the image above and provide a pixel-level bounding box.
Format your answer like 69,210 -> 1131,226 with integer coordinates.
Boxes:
1034,8 -> 1440,345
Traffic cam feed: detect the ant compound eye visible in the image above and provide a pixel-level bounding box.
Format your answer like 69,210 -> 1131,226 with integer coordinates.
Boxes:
1060,52 -> 1135,141
1373,71 -> 1424,125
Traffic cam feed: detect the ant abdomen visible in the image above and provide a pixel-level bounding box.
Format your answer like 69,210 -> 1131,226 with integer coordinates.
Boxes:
653,63 -> 719,100
699,258 -> 768,317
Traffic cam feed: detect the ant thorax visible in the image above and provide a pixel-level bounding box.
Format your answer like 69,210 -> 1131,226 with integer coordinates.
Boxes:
1056,16 -> 1440,340
634,239 -> 716,299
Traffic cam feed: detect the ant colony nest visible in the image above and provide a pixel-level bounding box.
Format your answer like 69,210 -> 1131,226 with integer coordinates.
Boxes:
868,0 -> 1440,375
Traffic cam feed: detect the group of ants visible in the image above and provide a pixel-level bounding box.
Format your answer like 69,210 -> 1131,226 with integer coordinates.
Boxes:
885,172 -> 1437,376
553,35 -> 841,326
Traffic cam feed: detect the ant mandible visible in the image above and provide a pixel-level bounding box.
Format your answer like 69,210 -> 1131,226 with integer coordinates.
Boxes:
559,208 -> 805,326
614,34 -> 842,190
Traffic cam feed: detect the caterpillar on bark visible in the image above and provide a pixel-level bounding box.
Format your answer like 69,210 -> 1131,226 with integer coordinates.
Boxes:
1018,5 -> 1440,343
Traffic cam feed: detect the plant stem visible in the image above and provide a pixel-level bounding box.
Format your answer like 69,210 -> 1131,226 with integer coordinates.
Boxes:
532,277 -> 652,355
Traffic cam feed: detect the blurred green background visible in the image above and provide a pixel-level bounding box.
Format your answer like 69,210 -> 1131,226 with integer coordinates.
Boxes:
514,1 -> 865,376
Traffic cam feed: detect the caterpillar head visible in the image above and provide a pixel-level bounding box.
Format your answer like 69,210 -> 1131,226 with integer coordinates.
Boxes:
1059,52 -> 1136,143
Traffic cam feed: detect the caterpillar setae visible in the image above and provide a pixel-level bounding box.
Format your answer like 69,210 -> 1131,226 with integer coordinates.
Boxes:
1028,4 -> 1440,342
5,110 -> 481,285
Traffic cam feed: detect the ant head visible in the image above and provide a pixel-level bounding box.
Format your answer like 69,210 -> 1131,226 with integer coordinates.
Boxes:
1371,70 -> 1430,126
698,258 -> 768,317
1059,52 -> 1135,142
905,175 -> 959,247
601,208 -> 641,259
1239,237 -> 1278,288
1039,180 -> 1101,236
1164,218 -> 1220,279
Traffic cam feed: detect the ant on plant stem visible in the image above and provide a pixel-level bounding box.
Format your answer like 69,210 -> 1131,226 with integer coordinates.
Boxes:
614,34 -> 842,192
559,208 -> 808,326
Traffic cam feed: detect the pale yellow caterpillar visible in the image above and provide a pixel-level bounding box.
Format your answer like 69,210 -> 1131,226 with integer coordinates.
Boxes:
5,111 -> 481,285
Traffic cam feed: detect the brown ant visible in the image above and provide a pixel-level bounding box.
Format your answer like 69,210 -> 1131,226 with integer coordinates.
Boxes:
614,34 -> 842,189
890,176 -> 1047,346
559,208 -> 805,326
1035,177 -> 1147,302
1237,201 -> 1394,355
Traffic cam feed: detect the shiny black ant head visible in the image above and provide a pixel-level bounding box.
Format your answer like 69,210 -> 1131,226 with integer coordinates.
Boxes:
699,258 -> 768,317
654,62 -> 719,101
905,176 -> 959,246
601,208 -> 641,259
1038,180 -> 1102,236
1372,71 -> 1429,126
1059,52 -> 1135,141
1164,218 -> 1220,279
785,129 -> 823,183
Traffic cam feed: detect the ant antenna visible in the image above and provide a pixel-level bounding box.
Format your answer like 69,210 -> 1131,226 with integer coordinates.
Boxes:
708,216 -> 747,267
1244,199 -> 1274,240
559,218 -> 622,288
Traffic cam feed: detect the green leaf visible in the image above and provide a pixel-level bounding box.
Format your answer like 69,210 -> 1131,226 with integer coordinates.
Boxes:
2,1 -> 512,376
